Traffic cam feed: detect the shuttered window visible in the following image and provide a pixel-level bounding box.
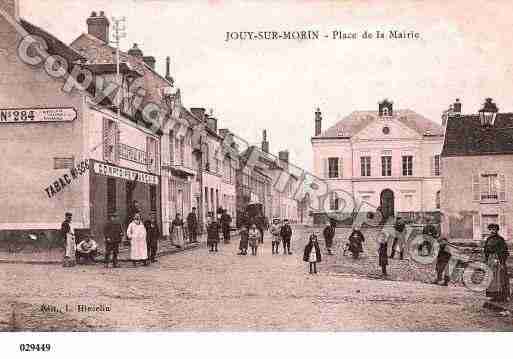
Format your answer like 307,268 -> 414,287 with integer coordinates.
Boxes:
328,157 -> 339,178
103,118 -> 119,163
472,173 -> 480,201
431,155 -> 441,176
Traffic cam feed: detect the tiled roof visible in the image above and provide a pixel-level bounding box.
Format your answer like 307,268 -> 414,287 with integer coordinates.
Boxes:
316,109 -> 443,138
442,113 -> 513,157
70,33 -> 173,114
20,19 -> 85,64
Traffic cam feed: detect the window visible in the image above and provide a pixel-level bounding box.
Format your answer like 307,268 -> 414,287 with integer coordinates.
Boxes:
436,191 -> 441,209
103,118 -> 119,163
107,178 -> 116,214
361,156 -> 371,176
402,156 -> 413,176
146,136 -> 157,172
381,156 -> 392,176
481,174 -> 499,200
179,137 -> 185,165
328,157 -> 339,178
169,131 -> 174,165
432,155 -> 441,176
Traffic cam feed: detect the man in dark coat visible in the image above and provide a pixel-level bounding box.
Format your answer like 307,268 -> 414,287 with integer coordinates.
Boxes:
144,212 -> 160,263
187,207 -> 199,243
323,219 -> 336,255
432,237 -> 452,286
257,212 -> 265,244
104,211 -> 124,268
390,217 -> 406,260
420,217 -> 438,256
220,209 -> 232,244
280,219 -> 293,254
206,215 -> 220,252
484,224 -> 510,302
348,226 -> 365,259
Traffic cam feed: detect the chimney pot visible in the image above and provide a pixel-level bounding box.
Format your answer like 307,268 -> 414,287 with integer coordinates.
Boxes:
87,10 -> 110,43
261,129 -> 269,153
314,107 -> 322,136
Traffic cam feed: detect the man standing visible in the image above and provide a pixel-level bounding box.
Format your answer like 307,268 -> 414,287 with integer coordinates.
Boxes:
206,214 -> 220,252
420,217 -> 438,256
390,217 -> 406,260
220,209 -> 232,244
280,219 -> 293,255
61,212 -> 76,267
187,207 -> 199,243
144,212 -> 160,263
104,211 -> 123,268
323,219 -> 336,255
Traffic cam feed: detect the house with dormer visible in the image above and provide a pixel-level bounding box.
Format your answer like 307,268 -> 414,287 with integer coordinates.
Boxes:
311,99 -> 444,223
441,98 -> 512,242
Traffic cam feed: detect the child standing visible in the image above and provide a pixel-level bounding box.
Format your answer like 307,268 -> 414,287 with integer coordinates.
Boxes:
303,233 -> 322,274
248,224 -> 260,256
270,218 -> 281,254
238,224 -> 249,255
377,232 -> 389,277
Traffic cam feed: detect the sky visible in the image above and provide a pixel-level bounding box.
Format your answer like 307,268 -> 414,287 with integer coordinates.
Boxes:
19,0 -> 513,172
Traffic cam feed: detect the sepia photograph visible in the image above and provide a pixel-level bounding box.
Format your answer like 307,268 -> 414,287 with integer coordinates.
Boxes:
1,0 -> 513,356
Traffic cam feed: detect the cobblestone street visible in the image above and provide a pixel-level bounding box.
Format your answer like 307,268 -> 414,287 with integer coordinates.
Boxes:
1,227 -> 512,331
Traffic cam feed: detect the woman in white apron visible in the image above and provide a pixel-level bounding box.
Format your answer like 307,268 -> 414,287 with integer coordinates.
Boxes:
127,213 -> 148,266
170,213 -> 185,248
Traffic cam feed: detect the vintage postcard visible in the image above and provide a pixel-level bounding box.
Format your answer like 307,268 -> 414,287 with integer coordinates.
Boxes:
1,0 -> 513,354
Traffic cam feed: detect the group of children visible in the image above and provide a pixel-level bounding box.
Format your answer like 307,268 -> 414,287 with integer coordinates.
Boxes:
237,218 -> 294,256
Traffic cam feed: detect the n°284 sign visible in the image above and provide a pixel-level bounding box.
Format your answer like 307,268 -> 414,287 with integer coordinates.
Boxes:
0,107 -> 77,123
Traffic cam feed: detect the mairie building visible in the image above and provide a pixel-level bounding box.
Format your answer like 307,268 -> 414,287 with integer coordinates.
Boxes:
311,99 -> 444,224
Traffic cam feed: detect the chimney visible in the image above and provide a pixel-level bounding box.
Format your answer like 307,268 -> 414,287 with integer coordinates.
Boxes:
453,98 -> 461,114
314,108 -> 322,136
86,10 -> 110,43
206,115 -> 218,133
143,56 -> 156,70
165,56 -> 174,84
190,108 -> 206,121
127,43 -> 143,59
262,129 -> 269,153
278,150 -> 289,163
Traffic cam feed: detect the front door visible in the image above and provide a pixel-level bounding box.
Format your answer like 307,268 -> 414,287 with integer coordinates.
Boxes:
380,189 -> 395,221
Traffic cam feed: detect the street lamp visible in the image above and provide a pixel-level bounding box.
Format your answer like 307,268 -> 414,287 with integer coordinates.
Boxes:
479,98 -> 498,127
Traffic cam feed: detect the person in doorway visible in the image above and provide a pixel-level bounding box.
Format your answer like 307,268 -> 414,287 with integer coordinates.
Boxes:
206,215 -> 220,252
104,211 -> 123,268
238,224 -> 249,255
348,225 -> 365,259
390,217 -> 406,260
76,235 -> 98,264
280,219 -> 293,255
170,213 -> 185,249
126,213 -> 148,267
484,224 -> 510,302
270,218 -> 282,254
144,212 -> 160,263
377,232 -> 389,277
187,207 -> 199,243
303,233 -> 321,274
432,237 -> 452,286
323,219 -> 336,255
220,209 -> 232,244
248,223 -> 260,255
61,212 -> 76,267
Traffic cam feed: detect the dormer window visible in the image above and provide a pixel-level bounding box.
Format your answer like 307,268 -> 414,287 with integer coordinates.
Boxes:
383,108 -> 389,117
479,98 -> 498,127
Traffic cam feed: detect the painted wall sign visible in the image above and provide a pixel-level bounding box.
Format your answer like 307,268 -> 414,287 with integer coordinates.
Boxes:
0,107 -> 77,123
93,161 -> 159,185
120,143 -> 148,165
44,159 -> 89,199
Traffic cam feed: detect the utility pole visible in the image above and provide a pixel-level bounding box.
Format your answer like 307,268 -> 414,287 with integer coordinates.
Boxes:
111,17 -> 126,121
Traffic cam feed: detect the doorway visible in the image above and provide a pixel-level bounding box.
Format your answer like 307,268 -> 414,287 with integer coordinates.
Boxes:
380,189 -> 395,221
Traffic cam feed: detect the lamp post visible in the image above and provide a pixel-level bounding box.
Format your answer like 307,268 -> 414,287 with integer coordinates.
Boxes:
479,98 -> 498,127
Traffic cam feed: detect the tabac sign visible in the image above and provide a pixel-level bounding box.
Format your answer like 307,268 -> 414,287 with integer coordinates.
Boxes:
93,161 -> 159,185
0,107 -> 77,123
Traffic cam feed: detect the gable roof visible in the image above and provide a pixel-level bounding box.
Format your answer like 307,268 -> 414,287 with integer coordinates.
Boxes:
315,109 -> 443,139
442,113 -> 513,157
70,33 -> 173,113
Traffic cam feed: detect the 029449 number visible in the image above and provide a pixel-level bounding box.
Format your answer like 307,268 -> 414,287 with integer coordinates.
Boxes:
19,344 -> 51,352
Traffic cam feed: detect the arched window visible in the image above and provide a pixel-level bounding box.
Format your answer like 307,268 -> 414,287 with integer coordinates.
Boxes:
436,190 -> 441,209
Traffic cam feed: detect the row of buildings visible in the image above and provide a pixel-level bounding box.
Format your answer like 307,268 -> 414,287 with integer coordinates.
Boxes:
0,1 -> 300,241
312,97 -> 513,242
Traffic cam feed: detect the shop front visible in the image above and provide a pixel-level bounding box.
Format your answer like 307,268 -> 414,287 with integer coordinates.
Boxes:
89,160 -> 161,241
